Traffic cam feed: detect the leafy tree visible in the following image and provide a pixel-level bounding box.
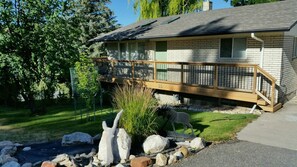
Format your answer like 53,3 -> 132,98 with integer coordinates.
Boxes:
74,53 -> 100,121
0,0 -> 80,113
226,0 -> 281,6
130,0 -> 203,19
0,0 -> 118,113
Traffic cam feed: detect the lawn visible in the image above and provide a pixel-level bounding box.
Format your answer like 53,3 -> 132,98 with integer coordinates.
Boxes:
0,106 -> 258,143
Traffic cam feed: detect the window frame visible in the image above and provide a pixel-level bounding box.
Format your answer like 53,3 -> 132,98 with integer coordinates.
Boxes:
293,37 -> 297,60
219,38 -> 247,59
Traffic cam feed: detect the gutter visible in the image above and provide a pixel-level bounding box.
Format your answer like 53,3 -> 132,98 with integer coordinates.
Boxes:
251,33 -> 264,68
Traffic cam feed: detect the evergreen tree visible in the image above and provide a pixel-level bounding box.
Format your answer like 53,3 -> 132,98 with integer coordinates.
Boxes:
75,0 -> 119,56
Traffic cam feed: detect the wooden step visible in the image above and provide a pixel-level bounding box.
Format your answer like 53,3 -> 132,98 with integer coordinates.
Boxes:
257,99 -> 268,106
259,103 -> 282,112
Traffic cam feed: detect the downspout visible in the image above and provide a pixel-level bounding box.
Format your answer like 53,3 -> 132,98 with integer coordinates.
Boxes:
251,33 -> 264,68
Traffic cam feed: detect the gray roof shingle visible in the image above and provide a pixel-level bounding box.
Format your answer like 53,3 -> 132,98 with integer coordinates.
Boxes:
91,0 -> 297,42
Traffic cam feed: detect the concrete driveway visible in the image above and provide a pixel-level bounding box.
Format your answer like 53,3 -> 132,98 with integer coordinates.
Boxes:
237,96 -> 297,151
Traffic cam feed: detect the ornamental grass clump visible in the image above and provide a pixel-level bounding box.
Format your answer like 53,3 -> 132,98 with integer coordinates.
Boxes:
113,85 -> 158,142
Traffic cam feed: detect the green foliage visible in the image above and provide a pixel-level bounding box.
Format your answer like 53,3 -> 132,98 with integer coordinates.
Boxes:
74,0 -> 120,56
0,0 -> 118,112
0,0 -> 81,112
74,54 -> 100,110
166,111 -> 258,141
113,85 -> 158,142
130,0 -> 202,19
226,0 -> 281,6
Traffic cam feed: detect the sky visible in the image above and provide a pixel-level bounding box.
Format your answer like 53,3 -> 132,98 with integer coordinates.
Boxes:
108,0 -> 232,26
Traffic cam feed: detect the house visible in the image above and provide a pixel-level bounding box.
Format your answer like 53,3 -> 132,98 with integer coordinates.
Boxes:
91,0 -> 297,112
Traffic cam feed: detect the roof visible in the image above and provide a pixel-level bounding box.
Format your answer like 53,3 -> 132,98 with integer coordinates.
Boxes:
91,0 -> 297,42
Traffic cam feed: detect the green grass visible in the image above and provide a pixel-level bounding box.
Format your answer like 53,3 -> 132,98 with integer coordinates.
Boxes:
0,105 -> 116,143
165,110 -> 258,142
0,106 -> 258,144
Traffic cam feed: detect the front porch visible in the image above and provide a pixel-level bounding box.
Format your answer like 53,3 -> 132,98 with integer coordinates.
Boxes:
94,58 -> 282,112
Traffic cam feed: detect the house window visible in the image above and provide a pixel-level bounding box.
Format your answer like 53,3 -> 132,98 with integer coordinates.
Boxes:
293,37 -> 297,59
119,42 -> 146,60
138,42 -> 145,59
220,38 -> 247,59
119,43 -> 127,60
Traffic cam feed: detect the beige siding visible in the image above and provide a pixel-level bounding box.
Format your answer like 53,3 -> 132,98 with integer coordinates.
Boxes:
104,34 -> 297,100
281,36 -> 297,101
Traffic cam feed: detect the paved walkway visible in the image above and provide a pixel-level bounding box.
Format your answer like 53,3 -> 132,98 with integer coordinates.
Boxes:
237,96 -> 297,151
172,141 -> 297,167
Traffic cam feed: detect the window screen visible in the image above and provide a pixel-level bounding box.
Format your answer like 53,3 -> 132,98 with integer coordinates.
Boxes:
233,38 -> 247,59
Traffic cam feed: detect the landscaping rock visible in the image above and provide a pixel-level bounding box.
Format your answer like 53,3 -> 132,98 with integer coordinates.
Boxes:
115,163 -> 125,167
98,110 -> 123,166
114,128 -> 131,162
0,141 -> 14,150
41,161 -> 57,167
190,137 -> 205,150
173,151 -> 184,160
179,146 -> 189,158
175,141 -> 191,147
143,135 -> 169,154
129,155 -> 136,160
155,153 -> 167,166
22,147 -> 31,151
98,128 -> 131,164
0,154 -> 18,165
52,154 -> 73,166
167,154 -> 177,165
2,161 -> 20,167
62,132 -> 93,146
21,163 -> 32,167
130,157 -> 152,167
1,146 -> 17,156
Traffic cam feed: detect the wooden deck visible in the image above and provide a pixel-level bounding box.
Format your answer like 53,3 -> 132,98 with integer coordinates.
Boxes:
94,58 -> 282,112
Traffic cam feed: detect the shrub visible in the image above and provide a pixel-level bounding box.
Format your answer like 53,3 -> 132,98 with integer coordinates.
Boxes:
113,84 -> 158,142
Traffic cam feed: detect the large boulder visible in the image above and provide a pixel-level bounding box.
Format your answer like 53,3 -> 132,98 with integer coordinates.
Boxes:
62,132 -> 93,146
190,137 -> 205,150
98,128 -> 131,163
2,161 -> 20,167
114,128 -> 131,162
143,135 -> 169,154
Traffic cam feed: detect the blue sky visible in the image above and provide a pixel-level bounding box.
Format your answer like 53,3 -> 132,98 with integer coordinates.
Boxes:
109,0 -> 232,26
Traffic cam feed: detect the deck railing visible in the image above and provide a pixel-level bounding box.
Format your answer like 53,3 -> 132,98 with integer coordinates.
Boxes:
94,59 -> 277,107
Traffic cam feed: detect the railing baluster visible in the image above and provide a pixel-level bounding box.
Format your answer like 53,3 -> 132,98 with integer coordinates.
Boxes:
253,66 -> 257,94
181,63 -> 184,84
131,62 -> 135,80
154,61 -> 157,82
214,64 -> 218,89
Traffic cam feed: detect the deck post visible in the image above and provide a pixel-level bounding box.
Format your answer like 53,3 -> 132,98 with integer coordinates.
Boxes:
271,82 -> 276,107
131,62 -> 135,80
253,65 -> 257,94
154,61 -> 157,82
181,63 -> 184,84
214,64 -> 218,89
111,61 -> 115,80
